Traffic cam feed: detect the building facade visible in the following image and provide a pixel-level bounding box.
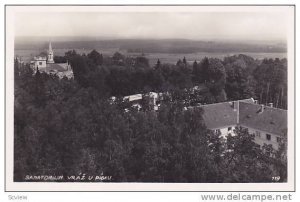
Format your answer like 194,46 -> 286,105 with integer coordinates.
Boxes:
31,56 -> 47,70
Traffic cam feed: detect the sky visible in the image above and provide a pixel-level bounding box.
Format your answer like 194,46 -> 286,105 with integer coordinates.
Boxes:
14,10 -> 289,42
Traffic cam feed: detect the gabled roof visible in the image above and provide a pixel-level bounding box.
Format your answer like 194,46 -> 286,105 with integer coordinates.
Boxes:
239,102 -> 287,136
199,99 -> 254,129
200,101 -> 237,129
199,98 -> 287,136
46,63 -> 68,72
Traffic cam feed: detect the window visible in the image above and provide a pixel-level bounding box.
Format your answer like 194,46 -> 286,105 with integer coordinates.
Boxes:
255,131 -> 261,138
228,127 -> 232,131
254,144 -> 261,149
266,134 -> 271,141
277,137 -> 282,143
215,129 -> 221,135
39,62 -> 42,65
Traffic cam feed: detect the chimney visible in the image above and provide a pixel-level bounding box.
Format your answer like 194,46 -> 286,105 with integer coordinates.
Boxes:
268,103 -> 273,108
236,101 -> 240,124
233,101 -> 238,111
231,101 -> 235,110
260,104 -> 264,113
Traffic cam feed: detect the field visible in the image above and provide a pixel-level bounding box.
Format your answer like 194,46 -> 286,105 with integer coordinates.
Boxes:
14,38 -> 287,66
15,48 -> 287,67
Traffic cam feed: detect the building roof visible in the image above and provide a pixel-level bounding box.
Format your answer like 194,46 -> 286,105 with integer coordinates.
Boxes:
239,102 -> 287,136
123,94 -> 142,102
46,63 -> 69,72
33,56 -> 47,61
200,101 -> 238,129
200,99 -> 255,129
199,98 -> 287,136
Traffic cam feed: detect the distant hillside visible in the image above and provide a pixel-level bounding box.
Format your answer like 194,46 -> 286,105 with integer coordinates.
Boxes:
15,38 -> 286,54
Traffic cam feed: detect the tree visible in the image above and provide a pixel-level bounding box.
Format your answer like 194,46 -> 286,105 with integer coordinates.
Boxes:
223,127 -> 278,182
13,52 -> 287,183
64,50 -> 78,61
203,58 -> 227,102
69,54 -> 90,87
192,60 -> 202,84
87,49 -> 103,66
176,59 -> 183,66
32,68 -> 47,107
200,57 -> 209,83
182,56 -> 187,65
155,59 -> 161,69
112,52 -> 125,65
253,58 -> 287,109
135,56 -> 149,68
225,63 -> 255,100
54,56 -> 67,63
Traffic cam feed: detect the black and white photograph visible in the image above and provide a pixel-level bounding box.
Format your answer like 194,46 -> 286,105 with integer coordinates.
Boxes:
5,5 -> 295,191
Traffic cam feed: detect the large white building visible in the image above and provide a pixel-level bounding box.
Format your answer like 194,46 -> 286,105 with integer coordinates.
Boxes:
113,90 -> 287,154
199,98 -> 287,152
30,42 -> 73,79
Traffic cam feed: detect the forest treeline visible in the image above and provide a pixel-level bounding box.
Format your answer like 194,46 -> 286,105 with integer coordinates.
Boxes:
14,49 -> 287,182
55,49 -> 287,108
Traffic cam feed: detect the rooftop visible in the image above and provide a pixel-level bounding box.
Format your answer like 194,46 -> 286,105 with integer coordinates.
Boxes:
123,94 -> 143,102
46,63 -> 69,72
199,98 -> 287,135
200,98 -> 254,129
200,101 -> 238,129
239,102 -> 287,135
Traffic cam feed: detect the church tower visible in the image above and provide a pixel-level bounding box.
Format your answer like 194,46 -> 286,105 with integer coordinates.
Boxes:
47,41 -> 54,64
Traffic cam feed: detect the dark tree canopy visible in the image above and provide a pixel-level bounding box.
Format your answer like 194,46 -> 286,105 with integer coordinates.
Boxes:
87,49 -> 103,66
14,50 -> 287,182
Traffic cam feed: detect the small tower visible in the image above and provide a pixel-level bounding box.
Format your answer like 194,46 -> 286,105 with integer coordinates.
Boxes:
47,41 -> 54,64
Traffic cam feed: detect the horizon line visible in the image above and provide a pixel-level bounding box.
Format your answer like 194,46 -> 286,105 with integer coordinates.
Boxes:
14,36 -> 286,44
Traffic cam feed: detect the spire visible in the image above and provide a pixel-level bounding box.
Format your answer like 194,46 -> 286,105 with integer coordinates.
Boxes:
47,41 -> 54,64
49,41 -> 53,53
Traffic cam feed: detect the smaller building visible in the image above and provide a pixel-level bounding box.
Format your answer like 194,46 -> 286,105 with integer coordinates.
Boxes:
123,94 -> 143,111
31,56 -> 47,70
144,92 -> 159,111
115,92 -> 160,111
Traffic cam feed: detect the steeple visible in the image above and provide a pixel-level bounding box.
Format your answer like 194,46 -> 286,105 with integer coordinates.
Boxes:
47,41 -> 54,64
49,41 -> 53,53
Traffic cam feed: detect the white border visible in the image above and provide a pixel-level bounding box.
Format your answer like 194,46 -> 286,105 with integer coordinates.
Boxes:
5,5 -> 295,192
